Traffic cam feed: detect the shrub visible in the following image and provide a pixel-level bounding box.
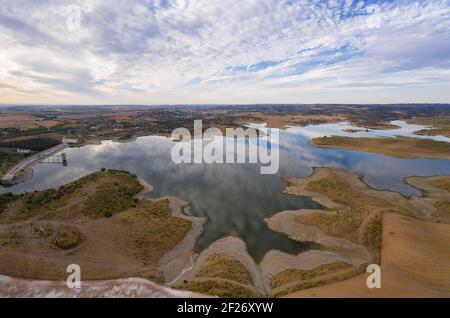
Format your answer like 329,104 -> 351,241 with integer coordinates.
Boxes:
55,226 -> 85,250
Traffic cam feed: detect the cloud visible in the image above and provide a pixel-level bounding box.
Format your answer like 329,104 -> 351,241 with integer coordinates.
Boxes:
0,0 -> 449,104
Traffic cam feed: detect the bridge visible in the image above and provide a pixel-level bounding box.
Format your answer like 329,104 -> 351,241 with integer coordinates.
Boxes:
39,153 -> 68,166
1,144 -> 68,185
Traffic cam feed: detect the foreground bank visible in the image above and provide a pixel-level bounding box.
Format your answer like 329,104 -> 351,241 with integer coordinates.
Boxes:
1,167 -> 449,298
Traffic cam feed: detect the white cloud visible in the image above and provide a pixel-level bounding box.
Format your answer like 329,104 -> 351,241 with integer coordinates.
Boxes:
0,0 -> 449,104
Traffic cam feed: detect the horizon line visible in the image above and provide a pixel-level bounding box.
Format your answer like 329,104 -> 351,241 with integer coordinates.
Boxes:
1,102 -> 450,108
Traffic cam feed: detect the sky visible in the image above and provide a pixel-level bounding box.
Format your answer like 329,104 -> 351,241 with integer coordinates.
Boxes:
0,0 -> 449,105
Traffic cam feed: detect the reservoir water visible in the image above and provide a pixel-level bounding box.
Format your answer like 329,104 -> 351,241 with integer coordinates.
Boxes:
2,121 -> 450,260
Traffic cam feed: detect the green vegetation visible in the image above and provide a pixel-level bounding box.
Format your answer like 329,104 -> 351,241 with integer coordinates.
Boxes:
182,280 -> 257,298
0,147 -> 26,177
196,253 -> 253,285
343,129 -> 367,133
82,184 -> 138,217
23,189 -> 61,211
0,169 -> 142,222
0,137 -> 60,152
0,192 -> 17,214
55,226 -> 85,250
81,170 -> 142,217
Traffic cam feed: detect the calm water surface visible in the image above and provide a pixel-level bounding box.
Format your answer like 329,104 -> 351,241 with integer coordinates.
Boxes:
2,121 -> 450,260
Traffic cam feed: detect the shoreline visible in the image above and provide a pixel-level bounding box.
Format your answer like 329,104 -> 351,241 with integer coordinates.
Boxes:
309,135 -> 450,160
1,143 -> 68,185
267,167 -> 450,296
1,169 -> 449,297
0,274 -> 207,298
134,175 -> 209,287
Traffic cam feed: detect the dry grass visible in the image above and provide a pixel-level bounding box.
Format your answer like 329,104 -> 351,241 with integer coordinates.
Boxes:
431,178 -> 450,193
196,253 -> 253,285
408,117 -> 450,138
0,229 -> 23,247
1,170 -> 142,222
363,214 -> 383,262
119,199 -> 191,265
0,113 -> 59,129
311,136 -> 450,159
271,262 -> 351,289
299,175 -> 403,244
273,265 -> 365,297
295,212 -> 362,241
433,201 -> 450,218
236,112 -> 346,129
54,226 -> 85,250
286,214 -> 450,297
181,252 -> 258,298
343,129 -> 366,133
181,280 -> 257,298
0,170 -> 193,282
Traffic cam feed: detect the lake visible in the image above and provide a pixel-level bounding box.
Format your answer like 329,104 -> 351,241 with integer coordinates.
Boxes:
2,121 -> 450,260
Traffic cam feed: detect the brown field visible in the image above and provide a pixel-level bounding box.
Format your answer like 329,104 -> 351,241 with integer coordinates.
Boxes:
311,136 -> 450,159
286,213 -> 450,297
0,113 -> 58,129
236,112 -> 347,129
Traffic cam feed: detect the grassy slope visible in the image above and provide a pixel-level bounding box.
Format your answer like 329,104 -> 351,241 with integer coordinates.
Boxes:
181,253 -> 258,298
296,175 -> 400,246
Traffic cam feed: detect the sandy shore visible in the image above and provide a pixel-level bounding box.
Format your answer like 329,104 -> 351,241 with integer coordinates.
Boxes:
134,175 -> 208,286
266,167 -> 450,297
0,275 -> 205,298
282,167 -> 450,220
265,210 -> 373,264
2,170 -> 449,297
0,172 -> 205,297
156,196 -> 207,286
172,236 -> 266,296
136,176 -> 155,198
